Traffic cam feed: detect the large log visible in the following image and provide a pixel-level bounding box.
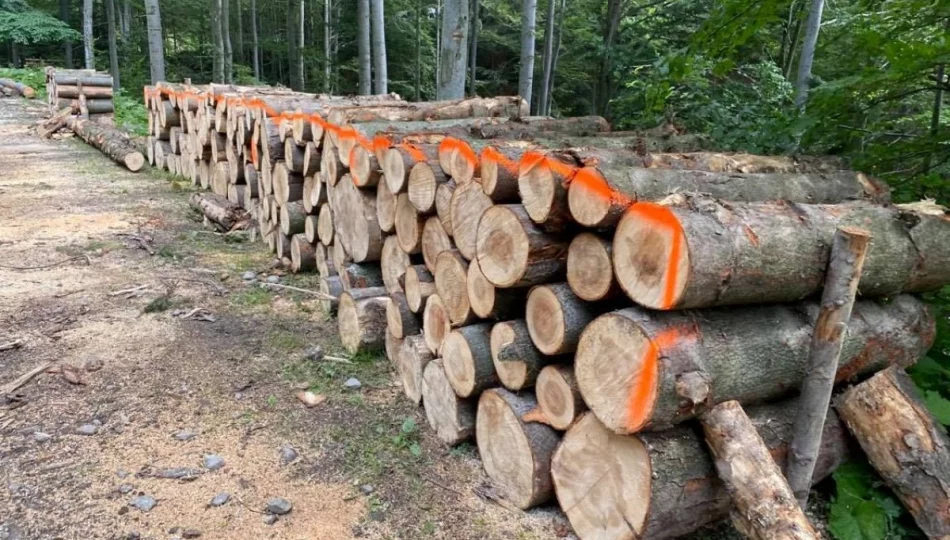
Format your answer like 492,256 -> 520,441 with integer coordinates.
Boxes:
65,116 -> 145,171
189,192 -> 247,230
338,291 -> 389,354
701,401 -> 819,540
384,143 -> 441,195
574,295 -> 934,434
476,388 -> 561,509
422,359 -> 476,445
490,319 -> 552,391
551,402 -> 849,540
442,324 -> 496,398
526,283 -> 599,355
55,97 -> 114,114
52,73 -> 114,86
836,368 -> 950,538
613,196 -> 950,310
435,251 -> 474,326
476,205 -> 568,288
449,181 -> 494,261
473,115 -> 610,139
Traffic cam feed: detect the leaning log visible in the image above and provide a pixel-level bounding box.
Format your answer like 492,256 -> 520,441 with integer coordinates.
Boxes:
574,295 -> 934,434
65,116 -> 145,171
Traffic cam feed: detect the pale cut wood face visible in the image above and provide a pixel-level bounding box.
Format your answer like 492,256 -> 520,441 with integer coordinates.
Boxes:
476,391 -> 536,509
537,366 -> 573,429
518,159 -> 555,223
614,204 -> 689,310
466,258 -> 495,319
476,205 -> 530,288
441,331 -> 475,398
567,233 -> 613,301
526,285 -> 565,356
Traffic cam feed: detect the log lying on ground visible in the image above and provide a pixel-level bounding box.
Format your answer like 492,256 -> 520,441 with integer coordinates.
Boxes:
422,359 -> 476,445
290,234 -> 316,273
442,324 -> 497,398
396,335 -> 434,405
476,388 -> 561,509
338,290 -> 389,354
0,78 -> 36,98
836,367 -> 950,538
189,192 -> 248,231
701,401 -> 819,540
65,116 -> 145,171
535,365 -> 586,430
37,107 -> 74,138
613,196 -> 950,310
574,295 -> 934,434
567,232 -> 618,301
476,205 -> 569,288
526,283 -> 599,355
490,319 -> 552,391
552,402 -> 849,540
54,85 -> 113,99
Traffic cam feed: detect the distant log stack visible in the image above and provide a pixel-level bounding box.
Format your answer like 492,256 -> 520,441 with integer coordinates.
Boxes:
142,78 -> 950,540
0,78 -> 36,99
45,67 -> 115,123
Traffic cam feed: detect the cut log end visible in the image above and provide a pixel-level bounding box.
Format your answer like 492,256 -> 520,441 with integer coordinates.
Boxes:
613,202 -> 689,310
567,168 -> 627,228
476,205 -> 531,288
405,265 -> 435,313
422,294 -> 451,355
338,292 -> 389,354
489,320 -> 546,391
422,359 -> 476,445
567,233 -> 616,302
536,365 -> 585,431
441,324 -> 495,398
435,250 -> 471,326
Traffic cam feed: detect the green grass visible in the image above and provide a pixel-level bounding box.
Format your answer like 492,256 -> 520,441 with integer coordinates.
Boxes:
113,90 -> 149,137
0,67 -> 46,99
230,287 -> 273,308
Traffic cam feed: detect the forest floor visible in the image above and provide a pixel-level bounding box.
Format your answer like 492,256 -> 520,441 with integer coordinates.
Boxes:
0,97 -> 574,540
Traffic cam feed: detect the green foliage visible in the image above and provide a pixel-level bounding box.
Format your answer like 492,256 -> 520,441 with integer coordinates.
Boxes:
828,461 -> 920,540
0,0 -> 79,45
0,66 -> 44,97
392,416 -> 423,457
910,286 -> 950,427
113,90 -> 149,137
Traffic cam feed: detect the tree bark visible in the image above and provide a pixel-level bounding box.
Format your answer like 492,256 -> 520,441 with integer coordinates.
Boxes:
236,0 -> 244,63
422,359 -> 476,445
251,0 -> 260,79
518,0 -> 537,110
223,0 -> 234,83
476,204 -> 568,288
468,0 -> 479,96
537,0 -> 555,116
924,58 -> 947,173
60,0 -> 74,68
490,319 -> 551,391
612,196 -> 950,310
437,0 -> 468,99
290,234 -> 316,273
574,295 -> 934,434
787,227 -> 871,505
82,0 -> 94,69
338,291 -> 389,353
324,0 -> 332,92
477,388 -> 560,509
211,0 -> 224,82
552,402 -> 849,540
357,0 -> 372,95
66,116 -> 147,172
415,0 -> 422,100
794,0 -> 825,108
543,0 -> 565,115
526,283 -> 598,355
370,0 -> 387,94
189,192 -> 246,229
701,401 -> 819,540
298,0 -> 306,88
836,367 -> 950,538
595,0 -> 623,116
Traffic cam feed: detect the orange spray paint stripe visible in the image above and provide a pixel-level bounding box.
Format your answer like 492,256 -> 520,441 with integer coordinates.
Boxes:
400,143 -> 427,163
481,147 -> 519,175
454,141 -> 478,168
628,202 -> 684,309
624,327 -> 688,432
373,135 -> 394,155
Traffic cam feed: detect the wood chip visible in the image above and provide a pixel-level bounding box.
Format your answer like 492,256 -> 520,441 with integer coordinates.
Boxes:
295,391 -> 326,408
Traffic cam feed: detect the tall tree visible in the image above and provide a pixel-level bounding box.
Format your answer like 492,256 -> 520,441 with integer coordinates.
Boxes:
794,0 -> 825,108
105,0 -> 119,89
437,0 -> 468,99
924,61 -> 947,172
543,0 -> 565,115
82,0 -> 93,69
537,0 -> 555,114
595,0 -> 623,116
324,0 -> 331,91
518,0 -> 537,108
298,0 -> 305,88
251,0 -> 260,79
357,0 -> 371,94
415,0 -> 421,100
370,0 -> 387,94
144,0 -> 165,82
121,0 -> 130,42
468,0 -> 478,96
236,0 -> 244,64
223,0 -> 234,83
59,0 -> 73,68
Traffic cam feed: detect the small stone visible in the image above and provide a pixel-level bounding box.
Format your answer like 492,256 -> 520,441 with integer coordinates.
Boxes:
83,357 -> 103,372
33,432 -> 51,443
242,271 -> 257,281
263,515 -> 278,526
209,492 -> 230,507
117,483 -> 134,494
174,430 -> 197,441
116,470 -> 130,479
168,527 -> 180,534
359,484 -> 374,496
182,529 -> 202,538
344,378 -> 362,390
77,424 -> 98,436
203,455 -> 225,471
278,445 -> 298,465
156,468 -> 203,480
265,498 -> 292,515
219,272 -> 230,282
117,506 -> 129,515
92,419 -> 103,427
130,495 -> 157,512
304,346 -> 324,362
124,532 -> 139,540
266,275 -> 280,284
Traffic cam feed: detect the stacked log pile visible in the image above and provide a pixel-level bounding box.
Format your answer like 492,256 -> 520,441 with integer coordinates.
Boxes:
148,80 -> 950,539
45,67 -> 115,122
0,78 -> 36,98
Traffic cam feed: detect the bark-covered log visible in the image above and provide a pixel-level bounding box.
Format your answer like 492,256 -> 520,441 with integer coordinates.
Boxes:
396,334 -> 433,405
836,368 -> 950,538
701,401 -> 820,540
385,329 -> 403,365
280,200 -> 307,236
422,294 -> 451,355
290,233 -> 316,273
473,115 -> 609,139
302,142 -> 320,176
574,295 -> 934,434
407,161 -> 450,214
328,95 -> 527,125
37,106 -> 75,138
477,388 -> 561,509
376,180 -> 397,234
435,250 -> 473,326
405,265 -> 435,313
567,232 -> 618,301
384,143 -> 441,195
65,116 -> 145,171
442,324 -> 497,398
189,192 -> 247,230
395,193 -> 425,254
421,217 -> 453,273
381,235 -> 411,294
476,204 -> 568,288
613,196 -> 950,310
551,403 -> 849,540
467,258 -> 524,320
490,319 -> 552,391
340,262 -> 385,291
338,291 -> 389,354
386,292 -> 419,339
422,359 -> 476,445
276,231 -> 292,260
52,73 -> 114,86
0,78 -> 36,98
526,283 -> 599,355
319,275 -> 344,313
536,365 -> 586,431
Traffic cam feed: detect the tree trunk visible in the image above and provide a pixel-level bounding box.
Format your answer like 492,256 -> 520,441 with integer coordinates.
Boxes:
66,116 -> 147,172
543,0 -> 565,115
552,402 -> 849,540
787,227 -> 871,505
490,319 -> 551,391
701,401 -> 820,540
236,0 -> 244,63
223,0 -> 233,83
82,0 -> 94,69
574,294 -> 934,434
211,0 -> 224,82
105,0 -> 120,90
536,364 -> 585,430
477,388 -> 560,509
794,0 -> 824,108
595,0 -> 622,116
525,283 -> 598,355
324,0 -> 331,92
338,291 -> 389,353
476,204 -> 568,288
924,58 -> 947,173
437,0 -> 468,99
357,0 -> 372,95
537,0 -> 555,116
518,0 -> 537,109
298,0 -> 305,88
468,0 -> 479,96
60,0 -> 74,68
422,294 -> 451,354
613,197 -> 950,310
251,0 -> 260,79
415,0 -> 422,100
836,367 -> 950,538
422,359 -> 476,445
567,232 -> 617,301
370,0 -> 387,94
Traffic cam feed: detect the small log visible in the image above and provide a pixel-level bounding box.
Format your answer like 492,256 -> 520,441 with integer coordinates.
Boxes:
422,359 -> 476,445
340,262 -> 385,290
481,145 -> 529,202
404,265 -> 435,313
422,294 -> 451,354
0,78 -> 36,98
37,107 -> 74,138
396,335 -> 434,405
526,283 -> 599,355
385,328 -> 403,364
407,161 -> 450,214
449,181 -> 494,260
574,295 -> 934,434
290,234 -> 316,273
441,324 -> 497,398
386,292 -> 419,340
567,232 -> 618,301
536,365 -> 586,430
385,143 -> 440,194
284,138 -> 305,172
189,192 -> 246,230
65,116 -> 145,171
376,180 -> 397,233
319,275 -> 344,313
302,142 -> 320,176
476,388 -> 561,509
280,201 -> 307,236
421,217 -> 453,273
349,146 -> 382,187
476,205 -> 568,288
467,258 -> 524,320
836,368 -> 950,538
380,235 -> 412,294
317,204 -> 334,245
331,240 -> 351,277
435,179 -> 456,234
490,319 -> 551,391
395,193 -> 425,254
338,291 -> 389,354
305,215 -> 319,244
276,231 -> 292,260
435,250 -> 474,326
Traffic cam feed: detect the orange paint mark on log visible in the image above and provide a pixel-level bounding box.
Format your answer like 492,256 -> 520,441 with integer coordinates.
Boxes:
455,141 -> 478,168
624,326 -> 691,433
627,202 -> 685,309
400,143 -> 428,163
572,168 -> 634,207
373,135 -> 394,155
439,137 -> 461,159
482,147 -> 519,175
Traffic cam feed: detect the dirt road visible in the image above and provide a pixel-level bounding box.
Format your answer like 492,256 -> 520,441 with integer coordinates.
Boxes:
0,98 -> 568,540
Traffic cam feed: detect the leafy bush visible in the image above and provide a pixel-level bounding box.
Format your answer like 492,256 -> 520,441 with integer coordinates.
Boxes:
828,461 -> 923,540
113,90 -> 149,137
0,66 -> 45,98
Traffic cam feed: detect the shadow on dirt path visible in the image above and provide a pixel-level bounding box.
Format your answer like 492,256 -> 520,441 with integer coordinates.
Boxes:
0,97 -> 570,540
